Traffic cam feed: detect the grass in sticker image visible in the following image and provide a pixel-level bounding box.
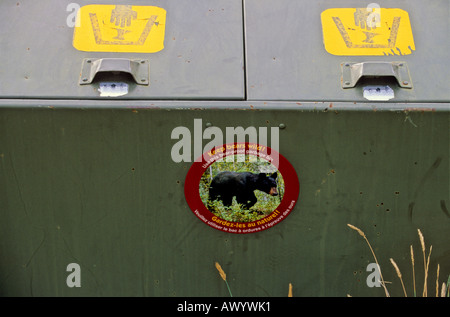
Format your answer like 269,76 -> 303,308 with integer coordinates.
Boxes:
199,154 -> 285,223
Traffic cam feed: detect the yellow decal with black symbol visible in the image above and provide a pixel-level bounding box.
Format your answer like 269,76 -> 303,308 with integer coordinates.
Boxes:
73,5 -> 166,53
321,8 -> 415,56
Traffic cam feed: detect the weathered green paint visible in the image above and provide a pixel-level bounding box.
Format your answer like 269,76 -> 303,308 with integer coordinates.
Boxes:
1,105 -> 448,296
0,0 -> 448,298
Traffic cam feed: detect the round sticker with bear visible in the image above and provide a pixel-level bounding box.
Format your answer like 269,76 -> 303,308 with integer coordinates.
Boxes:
185,143 -> 299,234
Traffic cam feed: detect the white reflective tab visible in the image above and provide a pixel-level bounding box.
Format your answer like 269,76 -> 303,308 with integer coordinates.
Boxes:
363,85 -> 394,101
98,82 -> 129,97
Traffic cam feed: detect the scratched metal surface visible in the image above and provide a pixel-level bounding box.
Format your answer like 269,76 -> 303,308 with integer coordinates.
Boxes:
0,105 -> 448,296
244,0 -> 450,102
0,0 -> 245,100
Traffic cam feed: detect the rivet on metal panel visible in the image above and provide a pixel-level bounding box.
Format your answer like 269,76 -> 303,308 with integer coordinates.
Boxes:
279,123 -> 286,129
205,122 -> 213,128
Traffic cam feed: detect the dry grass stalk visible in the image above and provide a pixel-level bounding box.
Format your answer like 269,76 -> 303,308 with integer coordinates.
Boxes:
380,280 -> 390,297
448,275 -> 450,297
348,225 -> 447,297
215,262 -> 226,281
418,229 -> 425,253
347,224 -> 365,237
288,283 -> 293,297
390,258 -> 407,297
418,229 -> 428,297
215,262 -> 232,297
424,245 -> 432,297
410,245 -> 416,297
435,264 -> 440,297
347,224 -> 389,297
447,275 -> 450,297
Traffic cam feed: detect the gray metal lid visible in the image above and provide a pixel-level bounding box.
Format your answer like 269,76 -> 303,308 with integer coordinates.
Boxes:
245,0 -> 450,102
0,1 -> 245,100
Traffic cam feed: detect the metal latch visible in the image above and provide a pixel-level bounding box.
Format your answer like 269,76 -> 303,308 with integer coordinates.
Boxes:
341,61 -> 412,89
79,58 -> 149,85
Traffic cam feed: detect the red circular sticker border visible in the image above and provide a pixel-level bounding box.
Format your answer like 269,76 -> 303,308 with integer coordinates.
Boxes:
184,142 -> 300,234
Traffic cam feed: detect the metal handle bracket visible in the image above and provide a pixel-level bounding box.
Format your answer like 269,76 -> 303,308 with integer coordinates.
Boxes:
341,61 -> 412,89
79,58 -> 149,85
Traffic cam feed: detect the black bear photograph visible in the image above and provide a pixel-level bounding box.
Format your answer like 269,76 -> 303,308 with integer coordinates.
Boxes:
208,171 -> 278,209
199,155 -> 284,223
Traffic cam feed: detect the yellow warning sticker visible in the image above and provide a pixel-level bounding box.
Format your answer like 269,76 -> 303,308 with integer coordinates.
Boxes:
321,8 -> 415,56
73,5 -> 166,53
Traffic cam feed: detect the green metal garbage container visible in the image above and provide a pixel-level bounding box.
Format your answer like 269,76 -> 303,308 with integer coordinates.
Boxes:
0,0 -> 448,298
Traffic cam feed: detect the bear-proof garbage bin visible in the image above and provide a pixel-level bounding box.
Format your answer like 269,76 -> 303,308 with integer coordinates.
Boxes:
0,0 -> 448,297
